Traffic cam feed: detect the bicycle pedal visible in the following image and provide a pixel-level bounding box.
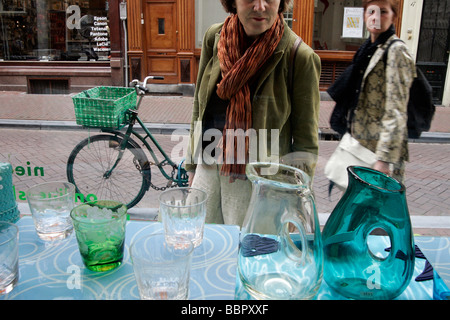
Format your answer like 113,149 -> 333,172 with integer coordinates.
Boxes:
166,180 -> 177,187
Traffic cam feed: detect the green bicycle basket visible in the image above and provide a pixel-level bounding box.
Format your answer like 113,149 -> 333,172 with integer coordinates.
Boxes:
72,86 -> 137,129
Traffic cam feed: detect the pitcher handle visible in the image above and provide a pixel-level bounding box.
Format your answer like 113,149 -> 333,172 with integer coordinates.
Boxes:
280,187 -> 319,265
281,218 -> 308,265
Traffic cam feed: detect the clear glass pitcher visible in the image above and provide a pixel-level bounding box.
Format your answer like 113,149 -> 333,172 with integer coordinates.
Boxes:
322,166 -> 415,300
238,162 -> 323,300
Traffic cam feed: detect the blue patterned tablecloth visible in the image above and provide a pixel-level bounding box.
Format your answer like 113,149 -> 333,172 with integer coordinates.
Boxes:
2,216 -> 240,300
415,237 -> 450,294
236,235 -> 436,300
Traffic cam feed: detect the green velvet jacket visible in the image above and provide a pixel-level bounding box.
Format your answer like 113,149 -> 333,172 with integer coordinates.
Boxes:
185,21 -> 321,178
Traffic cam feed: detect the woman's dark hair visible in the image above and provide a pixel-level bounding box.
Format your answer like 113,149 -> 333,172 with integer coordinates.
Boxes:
220,0 -> 292,14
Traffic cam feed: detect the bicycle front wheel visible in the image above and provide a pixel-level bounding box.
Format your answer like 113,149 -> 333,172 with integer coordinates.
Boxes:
67,134 -> 150,208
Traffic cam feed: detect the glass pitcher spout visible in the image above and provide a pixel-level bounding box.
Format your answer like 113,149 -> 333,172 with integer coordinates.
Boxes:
238,162 -> 323,300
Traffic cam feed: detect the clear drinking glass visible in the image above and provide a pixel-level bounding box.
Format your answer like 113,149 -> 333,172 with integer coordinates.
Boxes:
0,221 -> 19,295
27,181 -> 75,241
130,233 -> 194,300
71,200 -> 127,272
159,187 -> 207,247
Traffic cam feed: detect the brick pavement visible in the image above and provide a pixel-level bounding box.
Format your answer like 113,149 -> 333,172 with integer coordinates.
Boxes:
1,91 -> 449,132
0,91 -> 194,124
0,91 -> 449,236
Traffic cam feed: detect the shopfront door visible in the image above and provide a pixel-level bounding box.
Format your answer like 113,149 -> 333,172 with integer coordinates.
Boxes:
416,0 -> 450,105
144,0 -> 178,83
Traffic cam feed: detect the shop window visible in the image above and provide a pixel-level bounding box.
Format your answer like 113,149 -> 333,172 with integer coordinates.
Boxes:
0,0 -> 110,62
313,0 -> 367,51
320,60 -> 350,89
28,78 -> 69,94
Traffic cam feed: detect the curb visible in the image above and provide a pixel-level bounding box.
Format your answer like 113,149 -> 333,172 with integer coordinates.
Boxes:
2,119 -> 449,143
17,202 -> 450,229
17,202 -> 159,221
409,132 -> 450,144
318,213 -> 450,230
0,119 -> 190,135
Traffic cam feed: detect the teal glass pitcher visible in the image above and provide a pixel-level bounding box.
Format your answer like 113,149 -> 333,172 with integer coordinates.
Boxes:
238,163 -> 323,300
323,166 -> 414,300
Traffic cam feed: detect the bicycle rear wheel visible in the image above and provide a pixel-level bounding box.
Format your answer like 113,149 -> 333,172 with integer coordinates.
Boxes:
67,134 -> 150,208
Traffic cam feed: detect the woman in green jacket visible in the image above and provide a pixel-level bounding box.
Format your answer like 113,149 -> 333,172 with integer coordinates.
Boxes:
185,0 -> 321,226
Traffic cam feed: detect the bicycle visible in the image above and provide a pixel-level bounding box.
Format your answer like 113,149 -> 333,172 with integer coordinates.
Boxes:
66,76 -> 189,209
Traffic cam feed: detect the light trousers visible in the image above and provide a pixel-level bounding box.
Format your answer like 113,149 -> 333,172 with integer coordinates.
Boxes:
191,164 -> 252,227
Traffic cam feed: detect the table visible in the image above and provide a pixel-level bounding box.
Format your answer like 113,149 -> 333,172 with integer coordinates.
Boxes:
1,216 -> 240,300
2,216 -> 446,300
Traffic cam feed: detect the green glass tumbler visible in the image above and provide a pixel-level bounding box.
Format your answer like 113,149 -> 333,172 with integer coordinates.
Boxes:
323,166 -> 414,300
71,200 -> 127,272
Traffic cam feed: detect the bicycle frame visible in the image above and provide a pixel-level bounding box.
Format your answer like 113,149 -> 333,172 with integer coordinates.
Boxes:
102,76 -> 188,188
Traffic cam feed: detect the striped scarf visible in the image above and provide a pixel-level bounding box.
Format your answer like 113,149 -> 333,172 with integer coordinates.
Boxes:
217,13 -> 284,182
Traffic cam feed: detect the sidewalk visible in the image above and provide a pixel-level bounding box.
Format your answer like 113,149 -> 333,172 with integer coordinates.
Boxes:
1,91 -> 449,236
0,90 -> 449,139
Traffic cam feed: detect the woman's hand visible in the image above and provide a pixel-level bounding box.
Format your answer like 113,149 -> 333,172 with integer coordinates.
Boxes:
374,160 -> 390,176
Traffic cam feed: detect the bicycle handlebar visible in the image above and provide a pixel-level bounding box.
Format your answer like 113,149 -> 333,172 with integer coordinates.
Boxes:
129,75 -> 164,91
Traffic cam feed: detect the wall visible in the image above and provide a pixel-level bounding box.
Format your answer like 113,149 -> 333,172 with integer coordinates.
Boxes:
401,0 -> 449,106
400,0 -> 424,61
195,0 -> 229,49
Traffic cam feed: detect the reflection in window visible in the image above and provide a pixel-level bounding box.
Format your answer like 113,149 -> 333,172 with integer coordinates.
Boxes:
282,1 -> 294,29
0,0 -> 110,61
283,11 -> 293,29
313,0 -> 368,51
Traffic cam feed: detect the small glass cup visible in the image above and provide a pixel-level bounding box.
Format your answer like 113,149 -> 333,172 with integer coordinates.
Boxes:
0,221 -> 19,295
159,187 -> 207,247
27,181 -> 75,241
70,200 -> 127,272
130,233 -> 194,300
